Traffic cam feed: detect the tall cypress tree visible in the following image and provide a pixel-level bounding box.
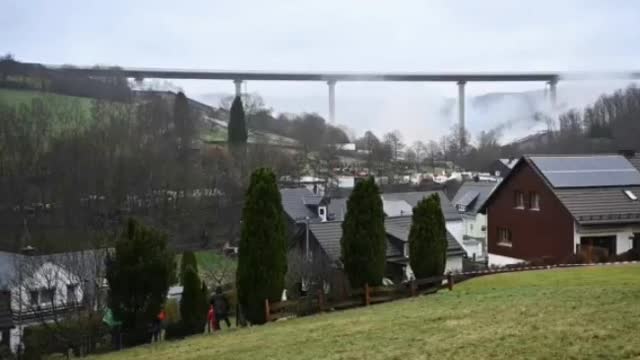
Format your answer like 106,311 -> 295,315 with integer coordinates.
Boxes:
179,250 -> 197,285
236,168 -> 287,324
408,194 -> 447,278
340,177 -> 386,288
180,266 -> 206,334
228,96 -> 248,144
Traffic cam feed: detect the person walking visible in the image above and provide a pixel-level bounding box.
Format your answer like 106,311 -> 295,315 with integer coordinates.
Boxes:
207,305 -> 217,333
211,287 -> 231,329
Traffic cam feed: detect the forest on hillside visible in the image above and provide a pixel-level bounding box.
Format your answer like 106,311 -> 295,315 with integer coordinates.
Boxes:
0,57 -> 350,253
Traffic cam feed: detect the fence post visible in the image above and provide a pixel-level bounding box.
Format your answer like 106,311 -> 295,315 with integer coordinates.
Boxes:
410,280 -> 416,297
264,299 -> 271,322
317,289 -> 325,312
447,272 -> 454,291
364,283 -> 370,306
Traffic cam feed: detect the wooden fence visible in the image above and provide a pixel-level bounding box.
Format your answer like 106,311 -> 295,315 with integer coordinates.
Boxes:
264,273 -> 454,322
263,260 -> 640,323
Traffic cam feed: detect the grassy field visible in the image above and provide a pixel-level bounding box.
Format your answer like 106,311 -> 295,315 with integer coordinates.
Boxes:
0,88 -> 94,109
93,264 -> 640,360
175,250 -> 237,284
0,88 -> 96,134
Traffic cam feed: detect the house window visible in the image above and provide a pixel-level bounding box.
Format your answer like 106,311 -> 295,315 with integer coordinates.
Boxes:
404,243 -> 409,257
529,192 -> 540,210
469,223 -> 474,232
29,290 -> 39,306
497,227 -> 512,247
40,288 -> 55,304
514,191 -> 524,209
66,284 -> 77,304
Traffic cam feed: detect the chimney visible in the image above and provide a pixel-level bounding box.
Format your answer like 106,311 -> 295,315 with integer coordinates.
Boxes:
618,149 -> 636,158
318,206 -> 327,222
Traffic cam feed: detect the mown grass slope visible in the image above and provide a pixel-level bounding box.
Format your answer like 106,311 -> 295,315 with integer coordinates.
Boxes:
94,264 -> 640,360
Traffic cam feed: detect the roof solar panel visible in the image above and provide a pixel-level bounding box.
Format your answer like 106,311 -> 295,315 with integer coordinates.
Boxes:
530,155 -> 640,188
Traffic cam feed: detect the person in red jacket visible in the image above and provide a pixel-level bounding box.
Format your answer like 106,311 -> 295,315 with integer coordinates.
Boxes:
207,305 -> 217,333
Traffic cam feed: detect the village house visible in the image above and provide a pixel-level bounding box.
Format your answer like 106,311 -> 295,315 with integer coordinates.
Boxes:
479,153 -> 640,266
0,250 -> 106,353
280,188 -> 467,293
487,158 -> 518,178
452,180 -> 497,260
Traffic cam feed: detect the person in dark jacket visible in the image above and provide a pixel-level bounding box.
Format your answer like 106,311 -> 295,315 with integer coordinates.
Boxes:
210,287 -> 231,329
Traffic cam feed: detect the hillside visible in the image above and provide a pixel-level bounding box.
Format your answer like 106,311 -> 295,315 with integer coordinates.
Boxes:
93,264 -> 640,360
0,88 -> 299,148
0,88 -> 96,134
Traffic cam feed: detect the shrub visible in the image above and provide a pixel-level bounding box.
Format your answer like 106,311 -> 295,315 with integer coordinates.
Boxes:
164,322 -> 189,341
615,248 -> 640,261
164,299 -> 181,324
0,345 -> 14,360
22,316 -> 109,360
527,256 -> 557,267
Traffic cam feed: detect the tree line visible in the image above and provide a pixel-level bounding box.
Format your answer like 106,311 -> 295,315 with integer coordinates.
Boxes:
450,85 -> 640,171
0,89 -> 297,252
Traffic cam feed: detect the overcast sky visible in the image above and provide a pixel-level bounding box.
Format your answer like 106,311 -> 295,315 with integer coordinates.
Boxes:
3,0 -> 640,142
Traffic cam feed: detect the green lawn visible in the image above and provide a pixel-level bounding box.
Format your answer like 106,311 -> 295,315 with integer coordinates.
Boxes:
93,264 -> 640,360
0,88 -> 94,109
0,88 -> 96,135
175,250 -> 237,285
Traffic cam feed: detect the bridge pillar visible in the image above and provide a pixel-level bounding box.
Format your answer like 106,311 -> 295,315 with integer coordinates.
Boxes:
457,81 -> 466,147
548,79 -> 557,111
328,80 -> 336,123
234,79 -> 243,98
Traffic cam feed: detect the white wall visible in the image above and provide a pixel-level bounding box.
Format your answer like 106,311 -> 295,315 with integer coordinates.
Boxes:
9,262 -> 84,353
12,262 -> 83,313
573,223 -> 637,255
446,220 -> 465,252
445,255 -> 463,273
488,253 -> 524,266
463,213 -> 487,239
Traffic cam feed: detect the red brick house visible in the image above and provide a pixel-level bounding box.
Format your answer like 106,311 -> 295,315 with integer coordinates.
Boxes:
479,154 -> 640,265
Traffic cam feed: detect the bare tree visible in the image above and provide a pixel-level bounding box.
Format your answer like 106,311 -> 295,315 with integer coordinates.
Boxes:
285,250 -> 334,301
383,130 -> 404,161
10,249 -> 109,355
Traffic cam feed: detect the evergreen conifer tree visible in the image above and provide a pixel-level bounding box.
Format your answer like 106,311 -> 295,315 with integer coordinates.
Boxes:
236,168 -> 287,324
408,194 -> 447,278
340,177 -> 386,287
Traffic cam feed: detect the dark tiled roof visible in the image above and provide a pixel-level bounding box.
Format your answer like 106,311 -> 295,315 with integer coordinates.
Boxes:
452,181 -> 497,215
480,154 -> 640,225
628,156 -> 640,172
327,198 -> 348,221
308,221 -> 343,262
555,187 -> 640,225
384,217 -> 465,256
309,216 -> 465,263
381,191 -> 462,221
280,188 -> 318,221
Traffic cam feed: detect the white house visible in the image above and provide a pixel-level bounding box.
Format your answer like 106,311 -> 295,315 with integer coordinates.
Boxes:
0,250 -> 106,353
452,181 -> 498,260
